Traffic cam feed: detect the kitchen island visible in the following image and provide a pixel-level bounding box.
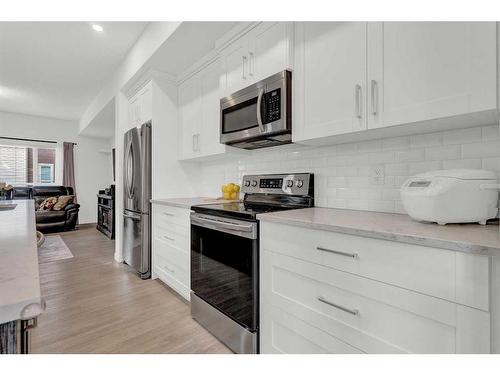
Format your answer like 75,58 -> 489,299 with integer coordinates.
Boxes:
0,200 -> 43,354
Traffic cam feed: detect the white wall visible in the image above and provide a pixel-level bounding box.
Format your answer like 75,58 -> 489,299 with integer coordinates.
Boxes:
195,124 -> 500,214
0,110 -> 112,223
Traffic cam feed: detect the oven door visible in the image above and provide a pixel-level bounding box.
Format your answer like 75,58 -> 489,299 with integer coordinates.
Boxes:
190,213 -> 258,331
220,70 -> 290,145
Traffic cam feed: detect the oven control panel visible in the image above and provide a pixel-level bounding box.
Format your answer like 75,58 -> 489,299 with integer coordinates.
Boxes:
241,173 -> 313,196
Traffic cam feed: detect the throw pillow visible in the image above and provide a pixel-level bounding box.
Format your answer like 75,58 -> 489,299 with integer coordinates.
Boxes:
39,197 -> 58,211
53,195 -> 74,211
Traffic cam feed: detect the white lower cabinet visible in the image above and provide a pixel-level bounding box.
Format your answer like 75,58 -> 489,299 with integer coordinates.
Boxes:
260,222 -> 491,354
152,203 -> 190,300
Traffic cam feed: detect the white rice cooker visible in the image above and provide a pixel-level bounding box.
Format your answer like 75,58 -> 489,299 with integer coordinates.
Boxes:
400,169 -> 499,225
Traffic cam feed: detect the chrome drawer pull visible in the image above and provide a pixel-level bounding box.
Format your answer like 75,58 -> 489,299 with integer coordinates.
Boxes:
318,296 -> 358,316
163,235 -> 174,241
163,212 -> 174,216
316,246 -> 358,258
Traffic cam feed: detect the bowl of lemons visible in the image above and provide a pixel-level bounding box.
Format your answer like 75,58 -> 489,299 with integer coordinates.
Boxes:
221,182 -> 241,200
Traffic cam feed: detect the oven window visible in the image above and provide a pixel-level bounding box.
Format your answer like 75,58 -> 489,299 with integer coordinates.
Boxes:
222,97 -> 259,134
191,225 -> 257,330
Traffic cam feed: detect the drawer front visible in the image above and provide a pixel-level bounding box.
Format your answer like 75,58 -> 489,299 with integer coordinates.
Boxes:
153,204 -> 191,227
154,223 -> 189,250
261,305 -> 363,354
154,241 -> 189,288
262,222 -> 449,302
261,250 -> 490,354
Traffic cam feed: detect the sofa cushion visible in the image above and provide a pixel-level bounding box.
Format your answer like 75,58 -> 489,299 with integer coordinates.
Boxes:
36,210 -> 67,223
38,197 -> 58,211
32,186 -> 68,206
53,195 -> 74,211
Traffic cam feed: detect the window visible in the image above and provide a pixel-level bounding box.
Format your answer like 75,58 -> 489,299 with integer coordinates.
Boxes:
38,164 -> 54,183
0,144 -> 56,185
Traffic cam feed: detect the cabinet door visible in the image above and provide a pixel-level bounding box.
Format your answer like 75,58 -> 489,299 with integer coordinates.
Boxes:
249,22 -> 292,82
138,82 -> 152,124
128,96 -> 139,127
199,59 -> 225,157
367,22 -> 497,129
220,38 -> 249,96
178,76 -> 201,159
293,22 -> 367,142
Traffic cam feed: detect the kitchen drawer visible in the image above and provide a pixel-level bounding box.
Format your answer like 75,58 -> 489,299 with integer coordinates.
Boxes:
261,305 -> 363,354
261,222 -> 489,309
153,204 -> 191,227
260,251 -> 490,353
154,241 -> 189,290
154,222 -> 189,249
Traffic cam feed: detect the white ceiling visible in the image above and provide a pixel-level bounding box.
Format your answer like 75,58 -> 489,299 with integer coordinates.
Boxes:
0,22 -> 148,121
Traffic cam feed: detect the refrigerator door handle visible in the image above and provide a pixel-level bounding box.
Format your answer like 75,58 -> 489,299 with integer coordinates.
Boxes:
123,211 -> 141,220
125,139 -> 135,199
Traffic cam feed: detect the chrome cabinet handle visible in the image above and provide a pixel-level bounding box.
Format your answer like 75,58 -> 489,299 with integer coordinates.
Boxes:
256,87 -> 265,133
163,235 -> 174,241
355,84 -> 362,119
316,246 -> 358,258
162,212 -> 174,216
370,80 -> 378,116
196,133 -> 200,152
192,134 -> 196,152
249,52 -> 254,76
242,55 -> 247,79
318,296 -> 359,316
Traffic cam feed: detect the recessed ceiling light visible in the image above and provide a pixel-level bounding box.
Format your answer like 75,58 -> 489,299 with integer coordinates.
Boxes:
92,24 -> 104,32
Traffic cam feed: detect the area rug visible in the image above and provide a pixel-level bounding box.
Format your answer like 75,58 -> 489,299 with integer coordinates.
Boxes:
38,235 -> 74,264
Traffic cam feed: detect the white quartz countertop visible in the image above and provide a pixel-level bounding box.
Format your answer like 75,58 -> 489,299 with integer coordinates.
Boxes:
0,200 -> 42,324
257,207 -> 500,256
150,197 -> 238,209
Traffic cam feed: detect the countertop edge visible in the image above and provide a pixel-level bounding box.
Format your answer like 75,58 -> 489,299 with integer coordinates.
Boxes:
257,214 -> 500,256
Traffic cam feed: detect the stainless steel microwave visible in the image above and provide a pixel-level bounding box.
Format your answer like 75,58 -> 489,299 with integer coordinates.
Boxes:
220,70 -> 291,150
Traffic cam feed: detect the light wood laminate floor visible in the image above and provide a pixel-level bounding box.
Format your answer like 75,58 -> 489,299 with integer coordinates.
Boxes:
31,226 -> 232,354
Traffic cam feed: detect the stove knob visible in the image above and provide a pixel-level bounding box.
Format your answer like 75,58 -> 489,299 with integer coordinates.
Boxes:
286,180 -> 294,188
296,180 -> 304,188
251,180 -> 258,187
244,180 -> 251,187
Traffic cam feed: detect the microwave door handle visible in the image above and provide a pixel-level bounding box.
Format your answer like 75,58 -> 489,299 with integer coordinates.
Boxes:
256,87 -> 265,133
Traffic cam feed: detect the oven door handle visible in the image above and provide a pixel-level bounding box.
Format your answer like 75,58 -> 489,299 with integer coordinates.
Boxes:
256,87 -> 265,133
192,215 -> 254,233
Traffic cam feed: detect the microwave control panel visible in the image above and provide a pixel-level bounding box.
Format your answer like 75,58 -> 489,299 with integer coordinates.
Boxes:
263,88 -> 281,123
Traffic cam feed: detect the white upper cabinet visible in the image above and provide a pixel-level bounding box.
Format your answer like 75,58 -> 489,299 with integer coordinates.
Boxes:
178,75 -> 202,160
220,22 -> 293,97
128,81 -> 152,127
293,22 -> 367,142
178,59 -> 225,160
367,22 -> 497,129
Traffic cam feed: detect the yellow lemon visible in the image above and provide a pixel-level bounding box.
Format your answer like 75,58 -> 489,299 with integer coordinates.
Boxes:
234,184 -> 240,193
230,192 -> 238,200
223,192 -> 231,200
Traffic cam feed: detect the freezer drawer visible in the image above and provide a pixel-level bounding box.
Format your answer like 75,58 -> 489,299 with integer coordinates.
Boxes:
123,210 -> 150,278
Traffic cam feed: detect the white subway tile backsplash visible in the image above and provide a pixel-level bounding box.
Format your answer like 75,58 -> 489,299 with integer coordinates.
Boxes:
425,145 -> 461,161
482,157 -> 500,172
443,158 -> 482,169
442,127 -> 482,145
482,125 -> 500,141
408,160 -> 443,175
396,149 -> 425,162
382,136 -> 410,150
462,141 -> 500,158
199,125 -> 500,215
410,133 -> 442,148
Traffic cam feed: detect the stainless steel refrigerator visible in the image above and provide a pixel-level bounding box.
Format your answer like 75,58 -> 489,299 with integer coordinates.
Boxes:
123,122 -> 151,279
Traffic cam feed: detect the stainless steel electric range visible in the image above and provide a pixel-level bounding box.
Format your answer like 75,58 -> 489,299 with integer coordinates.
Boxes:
190,173 -> 314,354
